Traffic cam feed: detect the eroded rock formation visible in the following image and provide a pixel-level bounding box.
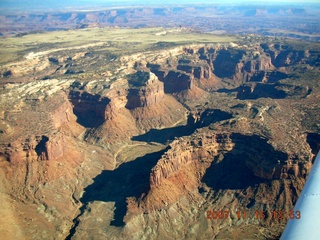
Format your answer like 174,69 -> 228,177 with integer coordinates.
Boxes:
140,130 -> 313,212
150,133 -> 233,188
126,72 -> 165,109
0,37 -> 319,240
145,43 -> 319,93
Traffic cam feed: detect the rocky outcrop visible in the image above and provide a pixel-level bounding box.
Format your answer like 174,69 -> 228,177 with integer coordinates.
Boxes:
177,63 -> 212,79
244,57 -> 274,73
150,133 -> 234,189
0,57 -> 50,78
41,134 -> 67,161
71,72 -> 187,143
69,90 -> 111,128
2,138 -> 34,164
182,44 -> 314,85
141,130 -> 313,211
251,159 -> 311,180
161,70 -> 194,93
197,46 -> 280,83
93,91 -> 139,143
49,52 -> 87,64
0,80 -> 85,164
125,71 -> 187,133
3,133 -> 68,164
260,43 -> 311,67
126,72 -> 165,109
51,94 -> 80,130
147,65 -> 211,99
241,57 -> 277,82
232,133 -> 312,180
147,45 -> 293,89
1,34 -> 319,240
212,48 -> 246,79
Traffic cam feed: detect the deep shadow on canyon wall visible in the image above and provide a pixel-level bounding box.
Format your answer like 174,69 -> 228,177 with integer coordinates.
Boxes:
79,148 -> 169,227
69,90 -> 110,128
132,109 -> 233,144
201,133 -> 288,190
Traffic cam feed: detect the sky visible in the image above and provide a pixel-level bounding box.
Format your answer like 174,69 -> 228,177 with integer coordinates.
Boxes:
0,0 -> 319,13
1,0 -> 319,6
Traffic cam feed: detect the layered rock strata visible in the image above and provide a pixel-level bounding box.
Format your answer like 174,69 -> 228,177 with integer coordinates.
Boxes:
146,43 -> 319,92
139,130 -> 313,211
150,133 -> 233,189
125,72 -> 165,109
66,71 -> 187,143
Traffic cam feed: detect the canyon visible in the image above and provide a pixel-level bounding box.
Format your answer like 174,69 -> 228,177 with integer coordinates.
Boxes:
0,27 -> 320,240
1,4 -> 320,41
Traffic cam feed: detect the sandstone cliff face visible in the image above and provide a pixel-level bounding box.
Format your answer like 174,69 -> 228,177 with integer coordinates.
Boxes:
119,125 -> 315,240
42,134 -> 67,161
69,72 -> 187,143
147,45 -> 293,90
2,137 -> 36,165
177,63 -> 212,79
51,94 -> 82,132
0,81 -> 84,165
148,56 -> 215,92
125,71 -> 187,133
126,72 -> 165,109
74,84 -> 139,143
3,133 -> 69,164
0,81 -> 108,240
150,133 -> 233,189
196,46 -> 280,83
161,70 -> 194,93
69,90 -> 111,128
212,48 -> 247,79
140,133 -> 235,211
146,46 -> 287,100
141,130 -> 313,212
244,58 -> 274,73
1,37 -> 319,240
260,43 -> 307,67
230,133 -> 312,180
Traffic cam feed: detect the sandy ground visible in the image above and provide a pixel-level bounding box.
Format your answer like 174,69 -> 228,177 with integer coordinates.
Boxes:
0,170 -> 25,240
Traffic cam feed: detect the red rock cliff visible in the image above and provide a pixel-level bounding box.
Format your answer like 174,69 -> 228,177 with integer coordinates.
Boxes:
150,133 -> 234,189
126,72 -> 165,109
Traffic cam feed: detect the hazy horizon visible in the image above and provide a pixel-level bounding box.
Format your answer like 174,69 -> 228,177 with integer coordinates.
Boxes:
1,0 -> 319,13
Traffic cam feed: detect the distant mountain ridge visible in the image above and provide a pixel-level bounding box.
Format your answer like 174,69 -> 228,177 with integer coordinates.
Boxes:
0,4 -> 319,40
